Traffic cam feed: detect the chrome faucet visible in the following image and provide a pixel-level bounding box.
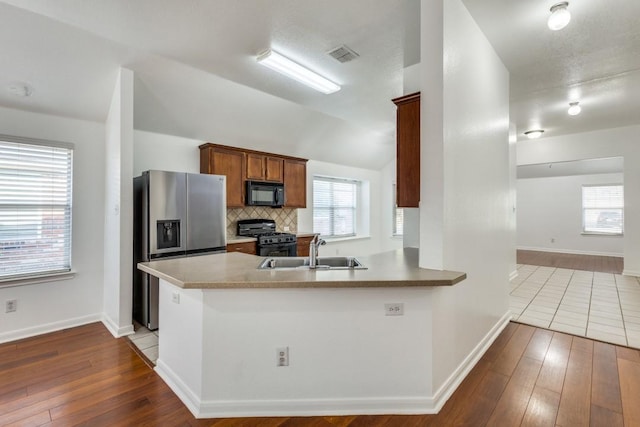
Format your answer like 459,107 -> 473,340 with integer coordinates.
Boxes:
308,235 -> 326,269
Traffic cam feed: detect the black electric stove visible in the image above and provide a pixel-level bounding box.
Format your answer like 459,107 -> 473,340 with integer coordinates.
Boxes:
237,219 -> 297,256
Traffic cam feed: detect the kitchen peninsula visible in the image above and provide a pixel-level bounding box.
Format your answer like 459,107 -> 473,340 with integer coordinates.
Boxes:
138,248 -> 467,418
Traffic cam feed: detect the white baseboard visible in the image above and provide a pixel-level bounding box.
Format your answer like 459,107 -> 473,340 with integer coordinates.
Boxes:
155,358 -> 202,418
429,310 -> 512,413
0,313 -> 102,344
101,314 -> 134,338
517,246 -> 623,258
509,270 -> 518,281
155,312 -> 512,419
195,397 -> 436,418
157,356 -> 435,418
622,269 -> 640,277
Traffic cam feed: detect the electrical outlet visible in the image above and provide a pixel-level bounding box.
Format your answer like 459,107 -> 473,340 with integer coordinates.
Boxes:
385,303 -> 404,316
284,226 -> 290,232
277,346 -> 289,367
6,299 -> 17,313
171,293 -> 180,304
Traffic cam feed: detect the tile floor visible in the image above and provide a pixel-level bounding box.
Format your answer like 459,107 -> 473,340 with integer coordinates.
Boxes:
511,264 -> 640,348
128,324 -> 159,364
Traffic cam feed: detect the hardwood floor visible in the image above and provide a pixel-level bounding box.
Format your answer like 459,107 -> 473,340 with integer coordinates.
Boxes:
2,321 -> 640,426
517,250 -> 623,274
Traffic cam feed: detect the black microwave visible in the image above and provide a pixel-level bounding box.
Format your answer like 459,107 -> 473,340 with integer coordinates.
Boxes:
246,181 -> 285,207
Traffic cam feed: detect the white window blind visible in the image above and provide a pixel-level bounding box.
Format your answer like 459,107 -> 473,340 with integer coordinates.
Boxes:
313,176 -> 357,237
393,183 -> 403,236
582,184 -> 623,235
0,138 -> 73,280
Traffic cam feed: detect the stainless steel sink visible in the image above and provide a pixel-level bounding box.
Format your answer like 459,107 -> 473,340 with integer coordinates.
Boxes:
257,256 -> 366,270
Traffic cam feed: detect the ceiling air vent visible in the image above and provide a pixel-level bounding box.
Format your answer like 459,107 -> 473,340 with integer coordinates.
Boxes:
327,45 -> 360,63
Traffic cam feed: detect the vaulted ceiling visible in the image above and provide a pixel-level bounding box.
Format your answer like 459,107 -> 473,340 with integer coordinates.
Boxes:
1,0 -> 638,170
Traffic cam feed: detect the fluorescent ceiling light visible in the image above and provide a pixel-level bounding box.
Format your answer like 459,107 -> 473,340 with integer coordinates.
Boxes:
524,129 -> 545,139
257,49 -> 340,94
548,2 -> 571,31
568,101 -> 581,116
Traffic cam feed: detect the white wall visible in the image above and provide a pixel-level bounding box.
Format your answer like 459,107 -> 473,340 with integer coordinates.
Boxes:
297,160 -> 402,257
0,106 -> 105,342
508,123 -> 518,278
517,125 -> 640,276
518,173 -> 624,256
420,0 -> 512,392
102,68 -> 134,337
158,280 -> 436,417
133,130 -> 202,176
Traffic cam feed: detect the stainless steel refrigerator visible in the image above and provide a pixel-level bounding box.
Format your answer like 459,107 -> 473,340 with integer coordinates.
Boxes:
133,170 -> 226,330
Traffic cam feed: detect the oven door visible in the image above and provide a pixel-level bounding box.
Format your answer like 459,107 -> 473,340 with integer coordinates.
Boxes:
258,243 -> 297,257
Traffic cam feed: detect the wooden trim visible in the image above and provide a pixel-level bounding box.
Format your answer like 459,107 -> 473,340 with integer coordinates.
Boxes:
392,91 -> 421,106
198,142 -> 308,163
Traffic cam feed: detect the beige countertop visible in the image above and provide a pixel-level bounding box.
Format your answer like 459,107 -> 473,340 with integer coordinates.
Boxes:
226,236 -> 256,244
138,248 -> 466,289
295,232 -> 318,238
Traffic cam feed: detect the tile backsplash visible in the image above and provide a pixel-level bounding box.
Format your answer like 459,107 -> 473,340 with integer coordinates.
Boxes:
227,207 -> 298,237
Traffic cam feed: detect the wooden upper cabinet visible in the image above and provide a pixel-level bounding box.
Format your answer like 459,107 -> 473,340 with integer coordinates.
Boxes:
200,143 -> 307,208
265,157 -> 284,182
245,153 -> 264,180
246,153 -> 283,183
199,144 -> 245,208
284,159 -> 307,208
392,92 -> 420,208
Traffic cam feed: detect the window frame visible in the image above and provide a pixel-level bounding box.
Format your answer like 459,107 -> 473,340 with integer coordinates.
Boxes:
0,134 -> 74,286
312,175 -> 359,239
581,184 -> 624,236
392,182 -> 403,237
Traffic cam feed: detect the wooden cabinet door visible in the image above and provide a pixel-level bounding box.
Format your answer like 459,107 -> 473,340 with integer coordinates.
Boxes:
200,147 -> 245,208
265,156 -> 284,182
296,236 -> 314,257
246,153 -> 265,181
284,159 -> 307,208
392,92 -> 420,208
247,154 -> 283,183
226,241 -> 257,255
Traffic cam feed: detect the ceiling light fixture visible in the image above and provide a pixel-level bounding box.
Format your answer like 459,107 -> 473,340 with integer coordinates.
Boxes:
257,49 -> 340,94
524,129 -> 545,139
548,2 -> 571,31
567,101 -> 581,116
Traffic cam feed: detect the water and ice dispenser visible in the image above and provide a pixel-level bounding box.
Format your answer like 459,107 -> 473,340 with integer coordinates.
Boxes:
156,220 -> 181,250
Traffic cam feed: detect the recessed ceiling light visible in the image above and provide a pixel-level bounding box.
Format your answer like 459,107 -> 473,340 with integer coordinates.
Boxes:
7,82 -> 33,97
257,49 -> 340,94
548,2 -> 571,31
524,130 -> 545,139
568,101 -> 581,116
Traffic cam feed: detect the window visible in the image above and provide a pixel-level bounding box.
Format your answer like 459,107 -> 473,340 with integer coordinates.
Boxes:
582,184 -> 623,235
393,183 -> 403,236
0,136 -> 73,281
313,176 -> 357,238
